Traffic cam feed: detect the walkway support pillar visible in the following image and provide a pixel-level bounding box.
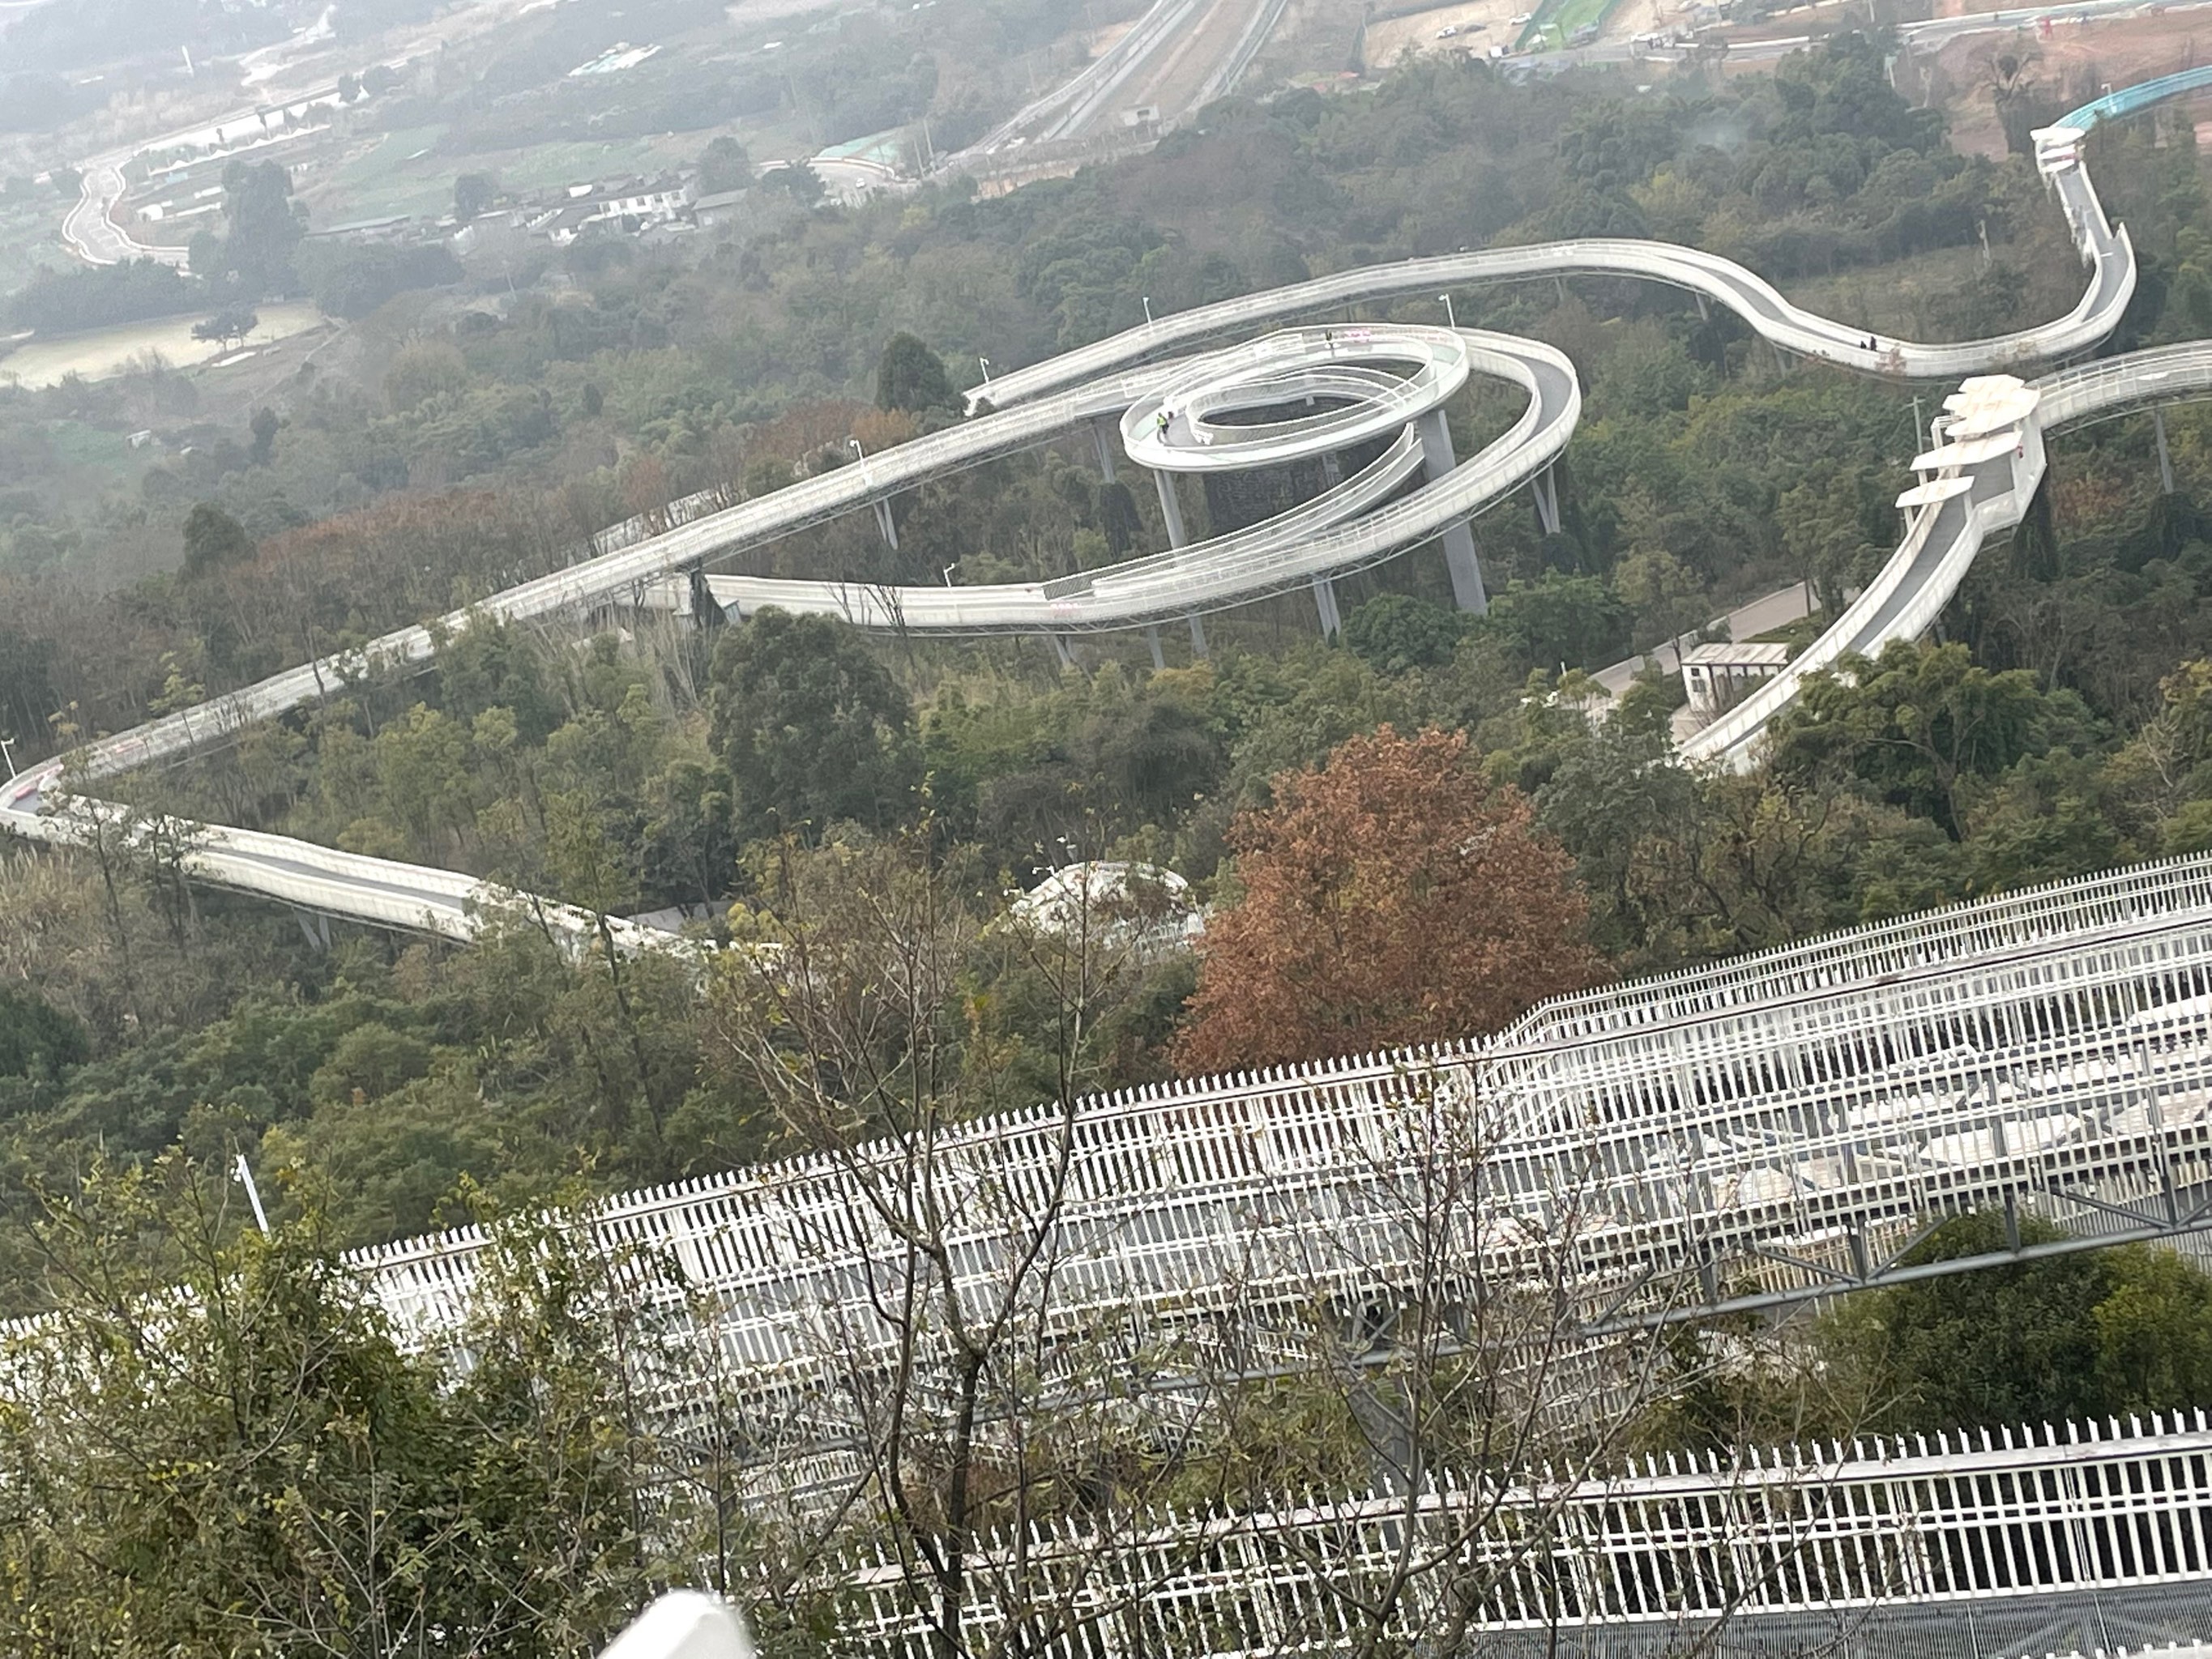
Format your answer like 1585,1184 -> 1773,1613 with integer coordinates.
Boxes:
1312,575 -> 1343,639
1418,409 -> 1488,615
1092,419 -> 1120,483
2156,406 -> 2176,495
1531,464 -> 1562,538
1153,469 -> 1189,548
686,564 -> 728,629
1147,626 -> 1166,672
872,499 -> 899,550
294,909 -> 331,953
1041,632 -> 1075,670
1188,612 -> 1208,659
1695,292 -> 1710,322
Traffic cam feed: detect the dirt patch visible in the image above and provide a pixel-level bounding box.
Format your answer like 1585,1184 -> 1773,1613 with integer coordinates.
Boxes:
1360,0 -> 1527,69
1917,13 -> 2212,156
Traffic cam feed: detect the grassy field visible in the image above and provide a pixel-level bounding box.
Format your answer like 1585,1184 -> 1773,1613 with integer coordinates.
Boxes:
0,301 -> 328,390
1515,0 -> 1615,49
304,126 -> 707,226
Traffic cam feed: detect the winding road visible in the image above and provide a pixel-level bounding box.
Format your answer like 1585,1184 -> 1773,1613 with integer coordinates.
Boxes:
4,69 -> 2212,940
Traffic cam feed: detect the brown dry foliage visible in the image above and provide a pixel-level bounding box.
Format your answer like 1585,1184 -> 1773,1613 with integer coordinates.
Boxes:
1172,725 -> 1607,1074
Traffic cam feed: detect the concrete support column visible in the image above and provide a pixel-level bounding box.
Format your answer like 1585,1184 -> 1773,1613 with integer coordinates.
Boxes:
687,564 -> 728,629
1418,409 -> 1488,616
872,499 -> 899,551
1312,574 -> 1343,639
1531,463 -> 1562,538
2156,406 -> 2176,496
295,909 -> 331,953
1694,292 -> 1710,322
1152,469 -> 1189,548
1188,612 -> 1209,659
1092,420 -> 1120,483
1042,632 -> 1075,670
1147,626 -> 1166,672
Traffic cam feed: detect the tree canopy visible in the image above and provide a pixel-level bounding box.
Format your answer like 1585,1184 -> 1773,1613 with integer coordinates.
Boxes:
698,135 -> 752,194
708,608 -> 921,838
1824,1213 -> 2212,1431
181,503 -> 255,578
875,331 -> 961,415
1175,726 -> 1605,1073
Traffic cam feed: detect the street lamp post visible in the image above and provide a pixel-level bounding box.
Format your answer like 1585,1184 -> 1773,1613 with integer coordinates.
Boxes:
1142,294 -> 1154,329
978,355 -> 991,383
1440,292 -> 1457,330
942,563 -> 958,586
0,734 -> 15,783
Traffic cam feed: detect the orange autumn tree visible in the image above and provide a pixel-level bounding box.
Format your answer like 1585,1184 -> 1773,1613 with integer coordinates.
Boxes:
1174,725 -> 1607,1073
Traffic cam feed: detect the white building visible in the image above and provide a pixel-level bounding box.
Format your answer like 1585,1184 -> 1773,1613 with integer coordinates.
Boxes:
526,176 -> 696,245
1681,639 -> 1791,721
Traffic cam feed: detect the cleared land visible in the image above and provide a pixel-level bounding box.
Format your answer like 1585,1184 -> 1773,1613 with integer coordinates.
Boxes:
0,302 -> 327,389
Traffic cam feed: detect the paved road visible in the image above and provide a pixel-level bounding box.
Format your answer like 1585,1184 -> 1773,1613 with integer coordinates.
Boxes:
60,160 -> 185,268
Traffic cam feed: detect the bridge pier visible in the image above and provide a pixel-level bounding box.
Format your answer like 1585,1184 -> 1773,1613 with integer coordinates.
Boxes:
2156,406 -> 2176,495
1147,626 -> 1166,671
872,499 -> 899,551
686,564 -> 728,629
1694,292 -> 1710,322
1418,409 -> 1488,614
1312,574 -> 1343,639
294,909 -> 332,953
1041,632 -> 1075,670
1189,612 -> 1209,659
1531,464 -> 1562,538
1092,419 -> 1120,483
1152,470 -> 1189,548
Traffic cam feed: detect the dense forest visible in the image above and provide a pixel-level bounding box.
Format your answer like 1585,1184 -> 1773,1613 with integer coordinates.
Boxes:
11,35 -> 2212,1648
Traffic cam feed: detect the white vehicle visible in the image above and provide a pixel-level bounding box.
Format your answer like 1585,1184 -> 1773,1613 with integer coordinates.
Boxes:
1437,23 -> 1458,36
1488,42 -> 1510,56
1510,11 -> 1533,23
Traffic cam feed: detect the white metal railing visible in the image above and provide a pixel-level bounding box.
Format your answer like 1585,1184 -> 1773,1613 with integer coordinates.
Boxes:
334,851 -> 2212,1401
835,1412 -> 2212,1657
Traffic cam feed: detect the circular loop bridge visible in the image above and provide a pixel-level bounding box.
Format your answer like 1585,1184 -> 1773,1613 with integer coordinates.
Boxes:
1120,324 -> 1472,474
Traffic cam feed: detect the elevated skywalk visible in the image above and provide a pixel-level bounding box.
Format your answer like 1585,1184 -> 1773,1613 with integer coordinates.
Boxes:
0,66 -> 2198,946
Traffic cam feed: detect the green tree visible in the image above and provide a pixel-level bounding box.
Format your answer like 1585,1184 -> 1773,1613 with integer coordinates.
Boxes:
1825,1213 -> 2212,1431
708,609 -> 921,838
1479,573 -> 1631,671
1766,640 -> 2095,835
453,171 -> 496,220
0,1156 -> 730,1653
697,134 -> 752,194
0,987 -> 87,1082
248,405 -> 279,466
192,305 -> 258,351
874,331 -> 961,416
1343,593 -> 1461,674
219,159 -> 305,293
181,501 -> 254,577
758,160 -> 823,203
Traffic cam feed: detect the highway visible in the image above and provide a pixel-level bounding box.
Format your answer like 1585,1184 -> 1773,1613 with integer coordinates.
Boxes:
0,67 -> 2198,945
